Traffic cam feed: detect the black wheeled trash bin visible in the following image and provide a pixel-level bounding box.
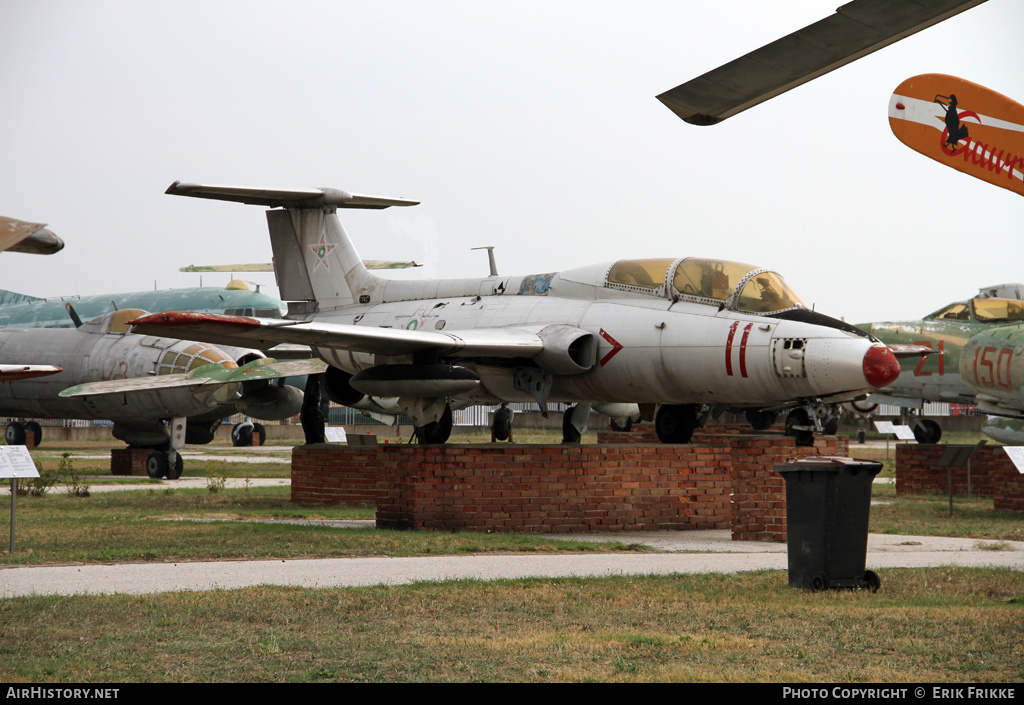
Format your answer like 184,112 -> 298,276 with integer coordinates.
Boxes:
775,456 -> 882,592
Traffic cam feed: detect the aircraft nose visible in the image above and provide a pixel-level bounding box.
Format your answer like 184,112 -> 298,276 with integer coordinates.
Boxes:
862,344 -> 901,388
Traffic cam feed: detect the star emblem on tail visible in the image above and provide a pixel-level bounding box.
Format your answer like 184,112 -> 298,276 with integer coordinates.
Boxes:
309,231 -> 335,270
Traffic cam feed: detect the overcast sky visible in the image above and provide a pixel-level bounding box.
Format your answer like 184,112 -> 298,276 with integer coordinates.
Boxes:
1,0 -> 1021,325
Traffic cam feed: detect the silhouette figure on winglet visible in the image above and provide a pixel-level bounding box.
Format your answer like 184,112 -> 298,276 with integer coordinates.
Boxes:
936,93 -> 970,150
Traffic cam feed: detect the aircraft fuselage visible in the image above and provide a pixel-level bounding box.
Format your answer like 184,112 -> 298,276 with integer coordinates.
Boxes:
312,265 -> 888,408
0,314 -> 240,421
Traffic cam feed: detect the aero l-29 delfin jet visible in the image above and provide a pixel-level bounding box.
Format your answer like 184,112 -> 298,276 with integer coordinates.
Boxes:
857,284 -> 1024,444
121,181 -> 903,446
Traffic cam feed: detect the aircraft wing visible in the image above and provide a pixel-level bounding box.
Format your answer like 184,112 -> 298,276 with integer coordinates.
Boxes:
128,311 -> 549,358
0,216 -> 65,255
59,357 -> 327,398
657,0 -> 989,125
0,365 -> 62,382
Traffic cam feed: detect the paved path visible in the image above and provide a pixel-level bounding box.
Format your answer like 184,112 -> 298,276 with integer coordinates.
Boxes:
2,528 -> 1020,598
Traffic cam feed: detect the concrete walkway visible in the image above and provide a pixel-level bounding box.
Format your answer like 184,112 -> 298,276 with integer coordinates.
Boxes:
2,527 -> 1021,598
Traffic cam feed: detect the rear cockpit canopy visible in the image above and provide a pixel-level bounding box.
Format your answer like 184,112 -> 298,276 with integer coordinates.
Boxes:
606,257 -> 805,314
928,297 -> 1024,324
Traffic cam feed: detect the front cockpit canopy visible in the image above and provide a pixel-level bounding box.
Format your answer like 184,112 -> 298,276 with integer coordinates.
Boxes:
929,297 -> 1024,324
607,257 -> 804,314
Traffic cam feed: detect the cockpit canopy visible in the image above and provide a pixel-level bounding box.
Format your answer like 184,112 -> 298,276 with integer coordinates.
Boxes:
928,297 -> 1024,324
607,257 -> 805,314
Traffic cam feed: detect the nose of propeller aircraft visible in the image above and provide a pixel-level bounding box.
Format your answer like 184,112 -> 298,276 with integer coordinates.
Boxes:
862,344 -> 901,389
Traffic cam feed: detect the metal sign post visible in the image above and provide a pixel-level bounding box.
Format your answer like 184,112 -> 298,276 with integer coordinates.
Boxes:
873,421 -> 915,460
1,445 -> 39,554
937,441 -> 987,517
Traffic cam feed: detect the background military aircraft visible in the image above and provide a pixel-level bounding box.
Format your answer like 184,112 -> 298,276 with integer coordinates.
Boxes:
857,284 -> 1024,443
0,281 -> 302,449
0,306 -> 323,477
126,181 -> 901,446
0,280 -> 286,328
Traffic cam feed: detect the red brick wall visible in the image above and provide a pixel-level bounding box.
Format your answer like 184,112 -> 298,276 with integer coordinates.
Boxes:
895,444 -> 1024,512
895,444 -> 996,497
993,463 -> 1024,513
372,444 -> 732,533
291,431 -> 852,541
291,445 -> 379,506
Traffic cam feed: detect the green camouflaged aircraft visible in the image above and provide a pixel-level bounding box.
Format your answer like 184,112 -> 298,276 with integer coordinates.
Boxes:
857,283 -> 1024,443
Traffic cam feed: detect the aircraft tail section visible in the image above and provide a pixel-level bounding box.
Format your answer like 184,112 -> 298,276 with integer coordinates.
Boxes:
165,182 -> 419,313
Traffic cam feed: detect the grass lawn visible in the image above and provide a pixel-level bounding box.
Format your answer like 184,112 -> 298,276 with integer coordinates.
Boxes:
1,430 -> 1021,682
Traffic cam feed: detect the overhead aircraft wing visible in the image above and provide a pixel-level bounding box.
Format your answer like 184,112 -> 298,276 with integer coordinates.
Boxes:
0,365 -> 62,382
59,357 -> 327,398
657,0 -> 989,125
128,311 -> 549,358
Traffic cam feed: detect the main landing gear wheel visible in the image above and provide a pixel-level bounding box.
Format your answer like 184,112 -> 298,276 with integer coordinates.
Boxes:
561,405 -> 582,444
609,416 -> 633,433
654,404 -> 699,444
146,451 -> 184,479
745,409 -> 777,431
5,421 -> 25,446
913,418 -> 942,445
492,406 -> 512,442
785,408 -> 814,447
414,404 -> 453,444
4,421 -> 41,446
146,451 -> 168,479
231,422 -> 267,447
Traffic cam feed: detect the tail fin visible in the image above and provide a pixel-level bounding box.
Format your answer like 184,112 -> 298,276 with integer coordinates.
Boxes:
165,182 -> 419,313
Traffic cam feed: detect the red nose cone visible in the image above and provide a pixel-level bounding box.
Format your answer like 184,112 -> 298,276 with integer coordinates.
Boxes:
863,344 -> 901,388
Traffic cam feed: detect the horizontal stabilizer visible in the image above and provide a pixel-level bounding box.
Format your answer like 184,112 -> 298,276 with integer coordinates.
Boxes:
59,357 -> 326,398
166,182 -> 419,210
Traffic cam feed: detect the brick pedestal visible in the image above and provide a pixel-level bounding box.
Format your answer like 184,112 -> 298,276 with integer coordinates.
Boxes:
110,448 -> 154,476
291,430 -> 850,541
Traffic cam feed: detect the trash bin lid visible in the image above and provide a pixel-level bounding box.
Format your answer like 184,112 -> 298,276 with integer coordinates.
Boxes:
775,455 -> 882,475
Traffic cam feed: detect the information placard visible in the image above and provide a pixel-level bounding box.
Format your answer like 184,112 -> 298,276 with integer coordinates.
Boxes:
892,425 -> 916,440
0,445 -> 39,479
874,421 -> 895,434
324,426 -> 348,443
1003,446 -> 1024,474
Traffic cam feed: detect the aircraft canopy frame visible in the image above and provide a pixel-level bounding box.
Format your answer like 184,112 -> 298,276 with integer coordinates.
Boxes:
606,257 -> 805,315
